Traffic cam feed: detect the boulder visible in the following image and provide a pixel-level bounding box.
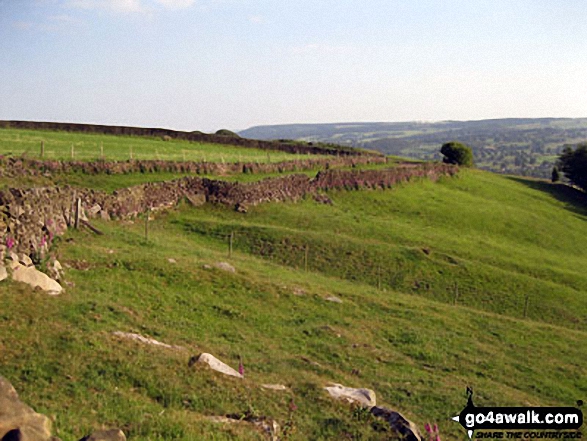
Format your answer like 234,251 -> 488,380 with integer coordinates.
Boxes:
47,260 -> 63,281
78,429 -> 126,441
261,384 -> 288,391
325,296 -> 343,304
112,332 -> 184,351
11,263 -> 63,295
189,353 -> 243,378
18,255 -> 33,267
0,265 -> 7,282
213,262 -> 236,273
370,407 -> 421,441
0,376 -> 54,441
324,383 -> 376,407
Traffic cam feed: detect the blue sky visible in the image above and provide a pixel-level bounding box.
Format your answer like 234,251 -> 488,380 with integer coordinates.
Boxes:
1,0 -> 586,132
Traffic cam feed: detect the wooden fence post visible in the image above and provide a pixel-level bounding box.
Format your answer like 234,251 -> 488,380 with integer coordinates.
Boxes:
71,144 -> 74,160
377,265 -> 381,290
304,245 -> 309,272
74,198 -> 81,229
453,281 -> 459,305
144,208 -> 150,241
523,294 -> 529,318
228,231 -> 234,257
100,142 -> 104,159
40,141 -> 45,158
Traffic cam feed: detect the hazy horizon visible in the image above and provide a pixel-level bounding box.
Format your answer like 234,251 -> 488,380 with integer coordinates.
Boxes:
2,0 -> 587,132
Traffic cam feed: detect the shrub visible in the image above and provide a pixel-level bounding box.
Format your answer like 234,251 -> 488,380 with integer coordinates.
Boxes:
440,141 -> 474,167
557,144 -> 587,191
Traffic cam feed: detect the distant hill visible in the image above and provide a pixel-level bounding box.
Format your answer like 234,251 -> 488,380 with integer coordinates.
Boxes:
240,118 -> 587,178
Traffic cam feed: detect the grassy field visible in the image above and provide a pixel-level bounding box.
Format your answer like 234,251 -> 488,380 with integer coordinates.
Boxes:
0,128 -> 313,163
1,168 -> 586,440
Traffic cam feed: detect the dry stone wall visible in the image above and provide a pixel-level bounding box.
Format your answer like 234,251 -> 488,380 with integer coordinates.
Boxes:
0,163 -> 457,256
0,155 -> 387,179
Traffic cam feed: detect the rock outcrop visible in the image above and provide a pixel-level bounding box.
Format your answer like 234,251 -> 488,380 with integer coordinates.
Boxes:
189,353 -> 243,379
324,383 -> 377,407
0,376 -> 56,441
370,406 -> 422,441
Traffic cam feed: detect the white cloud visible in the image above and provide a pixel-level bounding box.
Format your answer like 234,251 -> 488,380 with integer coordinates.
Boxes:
67,0 -> 145,13
248,15 -> 264,24
154,0 -> 195,9
291,43 -> 351,55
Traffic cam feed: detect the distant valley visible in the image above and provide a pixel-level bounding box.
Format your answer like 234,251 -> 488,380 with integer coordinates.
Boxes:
240,118 -> 587,178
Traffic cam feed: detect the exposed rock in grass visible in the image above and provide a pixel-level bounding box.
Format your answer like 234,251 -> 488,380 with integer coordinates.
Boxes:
78,429 -> 126,441
261,384 -> 288,391
205,415 -> 280,440
47,259 -> 63,281
11,262 -> 63,295
0,265 -> 7,282
300,356 -> 322,368
313,193 -> 333,205
112,332 -> 184,351
370,407 -> 421,441
213,262 -> 236,273
0,375 -> 56,441
189,353 -> 243,378
324,383 -> 376,407
167,258 -> 177,264
325,296 -> 343,303
291,287 -> 306,296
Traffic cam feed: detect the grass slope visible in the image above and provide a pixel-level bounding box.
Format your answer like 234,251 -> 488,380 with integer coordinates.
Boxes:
0,170 -> 585,440
0,128 -> 312,163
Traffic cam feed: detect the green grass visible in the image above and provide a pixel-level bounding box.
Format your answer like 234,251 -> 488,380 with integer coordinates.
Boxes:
1,170 -> 586,440
0,128 -> 314,163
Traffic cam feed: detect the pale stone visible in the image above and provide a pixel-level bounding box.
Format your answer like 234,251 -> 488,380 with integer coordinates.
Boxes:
326,296 -> 343,303
0,265 -> 7,282
213,262 -> 236,273
0,375 -> 54,441
324,383 -> 376,407
87,204 -> 102,216
11,263 -> 63,295
190,353 -> 243,378
112,332 -> 184,351
261,384 -> 288,391
167,258 -> 177,264
19,254 -> 34,267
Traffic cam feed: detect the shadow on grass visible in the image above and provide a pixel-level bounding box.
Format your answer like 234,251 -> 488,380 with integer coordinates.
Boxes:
506,176 -> 587,219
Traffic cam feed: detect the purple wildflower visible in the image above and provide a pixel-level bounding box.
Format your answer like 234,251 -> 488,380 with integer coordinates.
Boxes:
6,237 -> 14,250
40,235 -> 47,247
425,423 -> 432,433
238,359 -> 244,377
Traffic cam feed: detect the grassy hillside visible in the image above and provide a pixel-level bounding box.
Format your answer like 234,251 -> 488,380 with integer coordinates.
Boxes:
0,128 -> 313,163
1,168 -> 585,440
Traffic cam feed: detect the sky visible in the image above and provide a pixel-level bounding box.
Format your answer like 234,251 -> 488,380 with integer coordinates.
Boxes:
1,0 -> 586,132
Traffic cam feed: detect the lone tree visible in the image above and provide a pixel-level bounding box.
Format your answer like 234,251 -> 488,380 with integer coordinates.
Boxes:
551,166 -> 560,183
557,144 -> 587,191
440,141 -> 474,167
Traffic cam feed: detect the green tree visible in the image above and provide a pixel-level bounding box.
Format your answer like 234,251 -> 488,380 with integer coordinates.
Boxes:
440,141 -> 474,167
557,144 -> 587,191
551,166 -> 560,183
